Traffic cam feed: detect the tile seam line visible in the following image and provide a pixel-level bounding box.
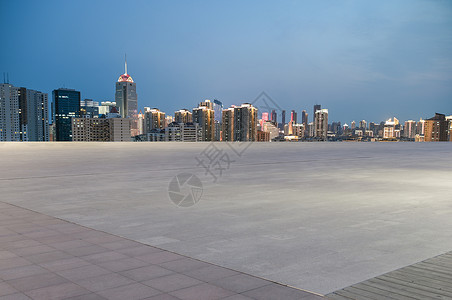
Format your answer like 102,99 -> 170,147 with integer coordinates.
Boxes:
0,156 -> 374,181
0,200 -> 325,298
328,250 -> 452,296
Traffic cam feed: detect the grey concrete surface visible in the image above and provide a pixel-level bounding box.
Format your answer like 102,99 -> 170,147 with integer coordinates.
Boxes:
0,142 -> 451,295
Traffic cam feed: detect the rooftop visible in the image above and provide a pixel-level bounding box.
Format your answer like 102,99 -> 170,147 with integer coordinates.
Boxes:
0,142 -> 451,299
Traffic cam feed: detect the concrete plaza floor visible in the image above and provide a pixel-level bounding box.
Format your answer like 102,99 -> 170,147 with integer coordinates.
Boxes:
0,142 -> 451,295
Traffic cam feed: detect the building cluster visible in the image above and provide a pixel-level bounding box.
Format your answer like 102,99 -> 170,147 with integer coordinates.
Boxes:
330,113 -> 452,142
1,61 -> 451,142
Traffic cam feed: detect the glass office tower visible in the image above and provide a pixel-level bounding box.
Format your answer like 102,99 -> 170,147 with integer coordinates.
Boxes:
52,88 -> 81,141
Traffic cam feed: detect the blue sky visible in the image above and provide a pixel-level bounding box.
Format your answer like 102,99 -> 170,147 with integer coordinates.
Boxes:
1,0 -> 451,123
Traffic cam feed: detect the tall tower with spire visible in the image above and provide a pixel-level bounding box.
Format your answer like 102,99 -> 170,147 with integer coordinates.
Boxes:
115,55 -> 138,136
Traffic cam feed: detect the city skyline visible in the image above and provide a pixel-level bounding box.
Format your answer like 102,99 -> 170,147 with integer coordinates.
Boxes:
2,0 -> 452,124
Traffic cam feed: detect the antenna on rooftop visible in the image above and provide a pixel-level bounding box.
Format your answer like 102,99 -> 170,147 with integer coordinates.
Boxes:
125,53 -> 127,74
7,72 -> 9,84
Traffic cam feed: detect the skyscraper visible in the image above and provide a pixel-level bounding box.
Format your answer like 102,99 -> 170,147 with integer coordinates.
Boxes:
199,99 -> 213,110
233,103 -> 258,141
144,108 -> 166,133
314,108 -> 328,140
424,113 -> 448,142
271,109 -> 277,123
301,110 -> 308,137
383,117 -> 400,140
301,110 -> 308,126
359,120 -> 367,130
25,88 -> 48,141
52,88 -> 80,141
290,110 -> 297,124
174,109 -> 193,123
0,83 -> 20,141
213,99 -> 223,123
281,110 -> 286,129
193,105 -> 215,141
115,57 -> 138,136
403,120 -> 416,139
313,104 -> 321,123
222,107 -> 234,142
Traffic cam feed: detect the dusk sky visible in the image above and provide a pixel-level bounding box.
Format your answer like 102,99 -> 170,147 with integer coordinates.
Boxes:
1,0 -> 451,123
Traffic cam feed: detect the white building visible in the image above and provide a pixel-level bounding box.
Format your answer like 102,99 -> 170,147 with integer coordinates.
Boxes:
261,120 -> 280,141
314,109 -> 328,140
0,84 -> 20,141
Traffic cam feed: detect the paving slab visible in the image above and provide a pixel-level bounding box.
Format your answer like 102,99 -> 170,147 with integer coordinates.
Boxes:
0,201 -> 321,299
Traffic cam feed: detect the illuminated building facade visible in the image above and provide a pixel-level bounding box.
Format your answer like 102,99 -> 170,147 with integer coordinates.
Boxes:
222,107 -> 234,142
144,108 -> 166,133
383,117 -> 400,140
314,109 -> 328,139
262,120 -> 279,141
424,113 -> 448,142
115,57 -> 138,136
174,109 -> 193,123
233,103 -> 258,141
193,105 -> 215,141
313,104 -> 321,123
52,88 -> 80,141
213,99 -> 223,123
403,120 -> 416,139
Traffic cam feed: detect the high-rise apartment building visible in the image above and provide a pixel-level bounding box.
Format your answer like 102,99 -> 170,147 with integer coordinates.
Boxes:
383,117 -> 400,140
313,104 -> 321,123
261,120 -> 279,141
447,116 -> 452,142
424,113 -> 448,142
193,105 -> 215,141
233,103 -> 258,141
174,109 -> 193,123
271,109 -> 277,123
214,120 -> 221,141
301,110 -> 308,126
403,120 -> 416,139
359,120 -> 367,130
293,123 -> 305,139
213,99 -> 223,123
291,110 -> 297,124
0,84 -> 49,142
222,107 -> 234,142
199,99 -> 213,110
137,110 -> 145,135
52,88 -> 80,141
115,57 -> 138,136
144,108 -> 166,133
0,84 -> 20,141
314,109 -> 328,139
17,87 -> 49,141
281,110 -> 286,127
